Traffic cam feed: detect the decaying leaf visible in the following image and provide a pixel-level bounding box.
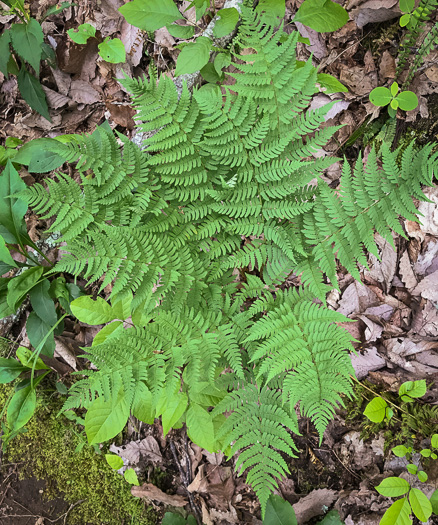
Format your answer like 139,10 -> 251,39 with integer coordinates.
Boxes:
399,251 -> 418,290
350,346 -> 386,379
131,483 -> 187,506
412,270 -> 438,302
293,488 -> 337,524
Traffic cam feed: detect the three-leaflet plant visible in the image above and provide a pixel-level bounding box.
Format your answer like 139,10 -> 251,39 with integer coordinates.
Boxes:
10,7 -> 438,516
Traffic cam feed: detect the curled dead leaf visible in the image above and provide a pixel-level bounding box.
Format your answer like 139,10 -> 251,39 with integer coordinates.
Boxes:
131,483 -> 187,507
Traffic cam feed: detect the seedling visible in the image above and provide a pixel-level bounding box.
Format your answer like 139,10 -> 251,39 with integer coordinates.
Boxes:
67,24 -> 126,64
369,82 -> 418,117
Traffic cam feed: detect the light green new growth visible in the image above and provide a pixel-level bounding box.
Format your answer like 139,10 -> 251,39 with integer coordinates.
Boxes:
20,8 -> 438,516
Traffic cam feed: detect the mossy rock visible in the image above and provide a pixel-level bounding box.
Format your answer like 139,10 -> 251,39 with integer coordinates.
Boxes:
1,384 -> 156,525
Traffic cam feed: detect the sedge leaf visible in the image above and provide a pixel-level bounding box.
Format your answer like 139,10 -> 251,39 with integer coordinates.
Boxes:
0,160 -> 28,244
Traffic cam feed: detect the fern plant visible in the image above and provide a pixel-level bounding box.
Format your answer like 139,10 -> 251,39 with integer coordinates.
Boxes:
12,7 -> 438,516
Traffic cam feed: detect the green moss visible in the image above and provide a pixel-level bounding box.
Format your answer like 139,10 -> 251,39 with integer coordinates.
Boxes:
2,384 -> 156,525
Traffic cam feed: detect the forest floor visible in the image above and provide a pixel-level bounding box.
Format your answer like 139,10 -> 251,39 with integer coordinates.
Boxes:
1,0 -> 438,524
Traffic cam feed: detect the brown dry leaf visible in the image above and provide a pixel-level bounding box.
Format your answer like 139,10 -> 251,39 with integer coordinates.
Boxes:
54,336 -> 79,371
202,450 -> 224,465
110,436 -> 162,465
425,64 -> 438,82
121,21 -> 144,67
399,251 -> 417,290
411,300 -> 438,338
339,66 -> 377,96
379,50 -> 396,78
293,489 -> 338,524
105,101 -> 136,129
201,499 -> 214,525
187,464 -> 209,493
351,346 -> 386,379
310,94 -> 349,119
57,39 -> 99,82
131,483 -> 187,506
70,80 -> 101,105
417,187 -> 438,236
294,22 -> 327,59
384,338 -> 438,375
50,67 -> 72,96
356,315 -> 383,342
412,270 -> 438,302
414,240 -> 438,276
364,234 -> 397,291
350,0 -> 400,28
337,281 -> 379,316
155,27 -> 176,50
42,86 -> 72,109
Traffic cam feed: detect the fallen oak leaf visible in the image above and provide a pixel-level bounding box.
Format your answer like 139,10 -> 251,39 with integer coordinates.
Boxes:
131,483 -> 187,507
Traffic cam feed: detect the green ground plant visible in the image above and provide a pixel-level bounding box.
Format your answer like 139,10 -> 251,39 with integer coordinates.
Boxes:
67,24 -> 127,64
1,3 -> 438,518
0,0 -> 73,120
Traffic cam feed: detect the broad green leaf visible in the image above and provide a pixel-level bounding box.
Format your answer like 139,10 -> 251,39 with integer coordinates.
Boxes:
92,321 -> 123,346
396,91 -> 418,112
26,310 -> 56,357
0,30 -> 11,76
17,68 -> 51,121
105,453 -> 124,470
363,397 -> 388,423
186,403 -> 216,452
10,19 -> 44,73
200,63 -> 222,83
111,293 -> 132,320
256,0 -> 285,21
430,489 -> 438,514
263,494 -> 297,525
166,24 -> 194,39
98,37 -> 126,64
161,392 -> 188,436
85,393 -> 129,444
399,380 -> 426,400
42,1 -> 75,20
399,0 -> 415,12
406,464 -> 417,475
390,98 -> 399,110
400,13 -> 411,26
380,498 -> 412,525
376,477 -> 411,498
214,52 -> 231,75
0,160 -> 28,244
7,266 -> 44,310
431,434 -> 438,448
7,384 -> 36,432
213,8 -> 239,38
0,357 -> 27,383
119,0 -> 182,31
294,0 -> 348,33
16,346 -> 49,370
175,36 -> 211,76
318,510 -> 344,524
5,137 -> 23,148
13,138 -> 67,173
0,235 -> 17,267
131,382 -> 155,424
124,468 -> 140,485
317,73 -> 348,94
392,445 -> 409,457
369,86 -> 392,107
67,23 -> 96,44
29,279 -> 58,326
417,471 -> 428,483
70,296 -> 115,325
409,488 -> 432,522
420,449 -> 431,457
391,82 -> 399,97
162,512 -> 191,525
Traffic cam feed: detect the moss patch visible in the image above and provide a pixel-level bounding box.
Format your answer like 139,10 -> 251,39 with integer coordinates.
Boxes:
2,384 -> 155,525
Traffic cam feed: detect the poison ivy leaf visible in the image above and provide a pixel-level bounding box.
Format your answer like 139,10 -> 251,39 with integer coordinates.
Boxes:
263,494 -> 297,525
294,0 -> 348,33
396,91 -> 418,112
380,498 -> 412,525
0,30 -> 11,76
0,160 -> 28,244
17,68 -> 51,121
85,392 -> 129,444
376,477 -> 411,498
399,380 -> 426,400
430,489 -> 438,514
175,36 -> 211,76
409,488 -> 432,522
7,266 -> 44,311
105,453 -> 124,470
119,0 -> 182,31
16,346 -> 49,370
10,19 -> 44,73
0,357 -> 27,383
317,73 -> 348,94
70,296 -> 115,325
92,321 -> 123,346
213,8 -> 239,38
392,445 -> 409,457
363,397 -> 388,423
124,468 -> 140,485
29,279 -> 58,326
67,23 -> 96,44
186,403 -> 216,452
0,235 -> 17,267
160,392 -> 188,436
26,310 -> 56,357
7,384 -> 36,432
98,37 -> 126,64
166,24 -> 194,39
